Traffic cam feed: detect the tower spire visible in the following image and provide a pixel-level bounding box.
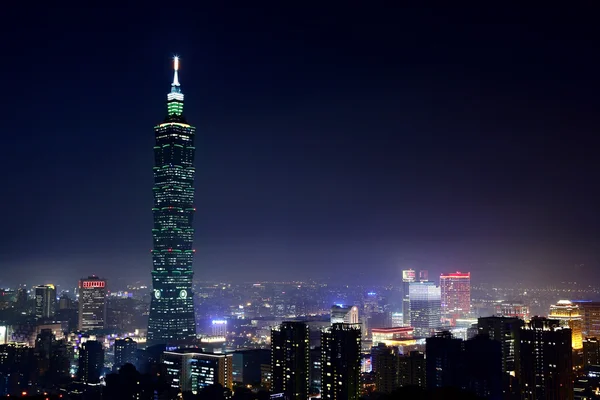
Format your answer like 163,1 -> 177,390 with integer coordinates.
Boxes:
172,56 -> 180,87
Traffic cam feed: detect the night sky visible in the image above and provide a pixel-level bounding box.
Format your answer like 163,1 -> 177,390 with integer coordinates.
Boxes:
1,4 -> 599,287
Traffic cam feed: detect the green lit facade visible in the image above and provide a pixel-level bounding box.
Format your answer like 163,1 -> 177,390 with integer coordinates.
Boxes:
147,58 -> 197,346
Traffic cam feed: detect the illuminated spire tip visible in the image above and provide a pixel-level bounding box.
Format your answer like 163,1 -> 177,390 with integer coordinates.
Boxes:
172,56 -> 180,86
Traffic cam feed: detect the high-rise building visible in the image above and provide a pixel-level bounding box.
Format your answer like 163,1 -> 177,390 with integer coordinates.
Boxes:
549,300 -> 583,350
163,350 -> 233,394
372,344 -> 399,393
321,323 -> 361,400
583,337 -> 600,367
409,281 -> 441,337
147,56 -> 197,347
330,305 -> 359,325
519,317 -> 573,400
58,293 -> 74,310
425,331 -> 463,391
34,284 -> 56,319
114,337 -> 137,371
477,316 -> 524,378
401,269 -> 416,326
440,272 -> 471,320
271,322 -> 310,400
78,276 -> 107,331
577,301 -> 600,337
494,301 -> 530,320
463,334 -> 503,400
78,340 -> 105,384
398,351 -> 426,388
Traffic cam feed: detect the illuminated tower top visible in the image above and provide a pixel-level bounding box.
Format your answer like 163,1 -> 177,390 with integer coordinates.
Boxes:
167,56 -> 184,118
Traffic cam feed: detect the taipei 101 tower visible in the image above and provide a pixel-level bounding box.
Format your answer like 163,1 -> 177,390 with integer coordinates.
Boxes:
147,57 -> 197,346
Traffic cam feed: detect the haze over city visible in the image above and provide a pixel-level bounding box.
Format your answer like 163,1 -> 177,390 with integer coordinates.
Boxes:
2,5 -> 599,288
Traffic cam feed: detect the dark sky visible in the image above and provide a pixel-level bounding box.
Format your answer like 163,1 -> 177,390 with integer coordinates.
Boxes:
1,4 -> 599,288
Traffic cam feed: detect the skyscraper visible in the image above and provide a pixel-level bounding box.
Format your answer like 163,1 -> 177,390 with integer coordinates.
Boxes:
321,323 -> 361,400
577,301 -> 600,337
78,340 -> 105,384
425,331 -> 463,391
520,317 -> 573,400
271,322 -> 310,400
401,269 -> 416,326
477,316 -> 524,378
440,272 -> 471,320
549,300 -> 583,350
114,337 -> 137,371
147,56 -> 197,347
409,281 -> 441,337
78,276 -> 107,331
34,284 -> 56,320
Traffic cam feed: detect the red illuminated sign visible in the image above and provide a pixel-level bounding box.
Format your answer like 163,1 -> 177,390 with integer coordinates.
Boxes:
81,281 -> 105,288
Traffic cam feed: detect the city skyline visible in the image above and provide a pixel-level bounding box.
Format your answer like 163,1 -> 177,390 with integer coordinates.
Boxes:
2,4 -> 600,287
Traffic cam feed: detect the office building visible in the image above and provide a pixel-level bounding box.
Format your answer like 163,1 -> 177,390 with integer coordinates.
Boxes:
398,351 -> 426,388
147,56 -> 197,346
495,301 -> 530,320
477,316 -> 524,377
163,350 -> 233,394
401,269 -> 416,326
271,322 -> 310,400
440,272 -> 471,320
578,301 -> 600,337
549,300 -> 583,350
34,284 -> 56,320
409,281 -> 441,337
583,338 -> 600,367
520,317 -> 573,400
114,337 -> 137,371
211,320 -> 227,337
330,305 -> 359,325
78,340 -> 104,384
78,276 -> 107,331
321,323 -> 361,400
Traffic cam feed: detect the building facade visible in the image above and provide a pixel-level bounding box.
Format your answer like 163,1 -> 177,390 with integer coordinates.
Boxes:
401,269 -> 416,326
520,317 -> 573,400
577,301 -> 600,338
271,322 -> 310,400
321,323 -> 361,400
494,301 -> 530,320
34,284 -> 56,320
330,305 -> 359,325
78,276 -> 107,331
549,300 -> 583,350
440,272 -> 471,320
114,337 -> 137,371
409,281 -> 441,337
147,57 -> 197,346
78,340 -> 104,384
163,350 -> 233,394
477,316 -> 524,378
